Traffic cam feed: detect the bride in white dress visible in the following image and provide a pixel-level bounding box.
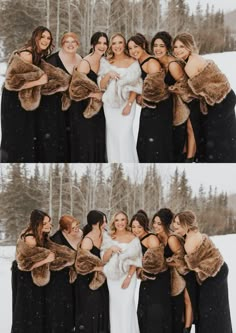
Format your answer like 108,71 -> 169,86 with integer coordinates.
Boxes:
98,33 -> 142,163
100,211 -> 142,333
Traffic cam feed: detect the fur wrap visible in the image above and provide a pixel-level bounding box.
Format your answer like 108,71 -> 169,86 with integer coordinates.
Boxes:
138,244 -> 167,281
97,57 -> 142,107
142,70 -> 170,108
5,51 -> 44,111
188,60 -> 231,106
16,238 -> 51,287
101,233 -> 142,280
69,69 -> 102,118
185,234 -> 224,284
75,248 -> 106,290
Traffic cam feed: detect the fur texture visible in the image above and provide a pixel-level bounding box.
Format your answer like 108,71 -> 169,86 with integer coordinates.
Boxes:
5,52 -> 44,111
39,60 -> 71,95
188,60 -> 231,106
75,248 -> 106,290
16,238 -> 51,286
142,70 -> 170,108
172,94 -> 190,126
170,267 -> 186,296
185,234 -> 224,284
138,244 -> 167,281
69,70 -> 102,118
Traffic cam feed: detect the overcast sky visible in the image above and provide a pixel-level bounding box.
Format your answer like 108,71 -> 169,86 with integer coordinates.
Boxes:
185,0 -> 235,13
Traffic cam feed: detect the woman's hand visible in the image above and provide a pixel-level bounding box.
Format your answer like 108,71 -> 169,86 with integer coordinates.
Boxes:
109,71 -> 120,80
92,265 -> 104,272
136,94 -> 143,106
39,73 -> 48,85
110,245 -> 122,254
122,103 -> 132,116
46,251 -> 55,263
121,275 -> 132,289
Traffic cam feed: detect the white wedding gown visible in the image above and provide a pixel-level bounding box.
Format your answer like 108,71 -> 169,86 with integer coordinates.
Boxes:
98,58 -> 142,163
101,235 -> 142,333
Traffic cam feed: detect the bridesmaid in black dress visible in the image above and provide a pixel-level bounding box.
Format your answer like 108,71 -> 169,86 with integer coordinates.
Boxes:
75,210 -> 110,333
130,211 -> 172,333
36,32 -> 82,162
152,31 -> 201,162
127,33 -> 173,162
45,215 -> 83,333
69,32 -> 108,162
0,26 -> 53,162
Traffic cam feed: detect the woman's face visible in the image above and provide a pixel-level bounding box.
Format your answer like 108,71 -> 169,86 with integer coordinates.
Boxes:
172,216 -> 186,236
94,36 -> 108,56
152,216 -> 164,234
114,213 -> 127,231
153,38 -> 167,60
131,220 -> 146,239
71,221 -> 80,235
41,216 -> 52,233
36,30 -> 51,52
173,40 -> 190,60
128,40 -> 144,61
62,36 -> 79,54
111,35 -> 125,55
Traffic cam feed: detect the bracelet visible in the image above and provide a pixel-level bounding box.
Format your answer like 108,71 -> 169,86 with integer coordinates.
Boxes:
128,102 -> 132,107
127,274 -> 132,279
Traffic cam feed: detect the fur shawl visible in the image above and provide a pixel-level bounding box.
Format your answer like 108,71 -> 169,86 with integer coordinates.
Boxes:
69,69 -> 102,118
185,234 -> 224,284
188,60 -> 231,106
142,70 -> 170,108
16,237 -> 77,286
101,233 -> 142,280
138,244 -> 167,281
75,248 -> 106,290
4,52 -> 71,111
98,58 -> 142,107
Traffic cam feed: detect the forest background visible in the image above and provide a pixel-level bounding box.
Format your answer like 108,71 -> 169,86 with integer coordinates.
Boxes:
0,0 -> 236,59
0,163 -> 235,244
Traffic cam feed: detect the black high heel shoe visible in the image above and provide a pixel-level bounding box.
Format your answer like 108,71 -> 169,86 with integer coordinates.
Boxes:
183,327 -> 191,333
185,157 -> 194,163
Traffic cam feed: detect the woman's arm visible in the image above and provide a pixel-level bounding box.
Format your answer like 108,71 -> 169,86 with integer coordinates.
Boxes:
122,91 -> 137,116
121,265 -> 136,289
102,245 -> 122,263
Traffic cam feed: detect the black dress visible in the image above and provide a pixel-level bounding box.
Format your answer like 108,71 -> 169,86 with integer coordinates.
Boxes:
11,260 -> 46,333
164,237 -> 198,333
35,52 -> 70,162
1,87 -> 37,162
69,69 -> 106,162
137,58 -> 173,162
75,245 -> 110,333
137,234 -> 172,333
44,230 -> 76,333
165,64 -> 201,162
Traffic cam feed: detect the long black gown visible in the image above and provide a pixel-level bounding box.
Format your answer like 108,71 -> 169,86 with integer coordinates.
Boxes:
44,230 -> 76,333
137,58 -> 173,162
75,245 -> 110,333
11,260 -> 46,333
69,69 -> 106,162
35,52 -> 70,162
165,65 -> 201,162
165,237 -> 198,333
137,234 -> 172,333
1,88 -> 37,162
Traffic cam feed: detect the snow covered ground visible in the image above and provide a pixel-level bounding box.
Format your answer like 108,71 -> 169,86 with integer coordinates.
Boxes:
0,234 -> 235,333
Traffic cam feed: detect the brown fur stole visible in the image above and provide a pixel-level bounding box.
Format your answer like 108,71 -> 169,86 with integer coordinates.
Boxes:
188,60 -> 231,106
69,69 -> 102,118
5,52 -> 44,111
138,244 -> 167,281
185,234 -> 224,284
75,248 -> 106,290
16,238 -> 51,286
142,70 -> 170,108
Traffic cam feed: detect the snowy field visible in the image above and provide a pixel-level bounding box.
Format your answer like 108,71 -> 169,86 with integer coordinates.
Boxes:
0,234 -> 235,333
1,51 -> 236,142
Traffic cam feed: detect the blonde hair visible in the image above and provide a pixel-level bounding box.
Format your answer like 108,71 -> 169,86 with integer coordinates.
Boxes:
107,33 -> 130,62
174,210 -> 198,231
109,210 -> 129,236
61,32 -> 80,47
173,32 -> 199,54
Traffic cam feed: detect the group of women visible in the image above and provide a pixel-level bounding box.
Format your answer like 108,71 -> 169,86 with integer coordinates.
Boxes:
1,26 -> 236,163
12,208 -> 232,333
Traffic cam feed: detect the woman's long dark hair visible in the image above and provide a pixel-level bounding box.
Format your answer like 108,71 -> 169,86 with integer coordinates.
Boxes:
24,26 -> 54,65
22,209 -> 51,246
83,210 -> 106,238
